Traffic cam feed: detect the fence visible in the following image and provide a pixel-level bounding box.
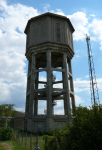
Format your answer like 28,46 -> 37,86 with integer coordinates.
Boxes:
15,131 -> 40,150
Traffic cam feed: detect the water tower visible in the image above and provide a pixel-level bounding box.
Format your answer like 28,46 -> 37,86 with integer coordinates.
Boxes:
24,12 -> 75,132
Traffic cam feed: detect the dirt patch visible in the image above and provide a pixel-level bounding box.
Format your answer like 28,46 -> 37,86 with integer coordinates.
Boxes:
0,143 -> 12,150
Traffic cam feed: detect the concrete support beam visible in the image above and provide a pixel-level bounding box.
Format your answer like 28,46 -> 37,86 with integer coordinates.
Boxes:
68,71 -> 72,77
37,97 -> 47,100
70,90 -> 74,96
38,81 -> 47,84
52,91 -> 65,95
33,54 -> 38,116
30,53 -> 35,117
34,68 -> 47,73
53,80 -> 63,84
51,67 -> 65,72
69,60 -> 75,108
47,50 -> 52,116
63,54 -> 70,116
53,96 -> 64,100
34,89 -> 46,92
25,60 -> 31,118
52,88 -> 65,92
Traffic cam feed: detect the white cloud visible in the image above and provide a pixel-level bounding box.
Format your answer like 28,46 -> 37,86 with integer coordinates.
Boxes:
0,0 -> 39,54
54,110 -> 64,115
90,14 -> 96,17
67,12 -> 89,41
55,9 -> 65,16
15,107 -> 25,112
75,95 -> 84,105
0,0 -> 39,111
85,75 -> 89,78
88,18 -> 102,50
50,8 -> 65,16
97,78 -> 102,92
43,4 -> 50,12
76,55 -> 80,57
0,1 -> 102,113
74,78 -> 90,93
39,76 -> 46,81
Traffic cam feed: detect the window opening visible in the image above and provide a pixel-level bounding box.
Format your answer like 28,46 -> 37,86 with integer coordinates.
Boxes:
54,100 -> 64,115
56,23 -> 60,41
38,100 -> 46,115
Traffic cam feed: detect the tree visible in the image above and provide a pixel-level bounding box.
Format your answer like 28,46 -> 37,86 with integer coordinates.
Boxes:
0,104 -> 17,128
65,103 -> 102,150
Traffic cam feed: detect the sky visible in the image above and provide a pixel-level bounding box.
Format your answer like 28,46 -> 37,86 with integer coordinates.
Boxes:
0,0 -> 102,115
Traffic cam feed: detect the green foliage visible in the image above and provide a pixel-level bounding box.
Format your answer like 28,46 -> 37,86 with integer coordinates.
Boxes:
42,135 -> 58,150
68,103 -> 102,150
0,103 -> 17,128
42,103 -> 102,150
0,127 -> 15,141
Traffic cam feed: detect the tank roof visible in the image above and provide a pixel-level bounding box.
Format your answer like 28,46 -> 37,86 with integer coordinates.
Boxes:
24,12 -> 75,34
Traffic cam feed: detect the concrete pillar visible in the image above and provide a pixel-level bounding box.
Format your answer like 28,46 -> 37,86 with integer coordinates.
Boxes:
47,50 -> 52,116
25,60 -> 30,118
33,54 -> 38,116
62,69 -> 66,115
69,60 -> 75,108
46,50 -> 54,132
63,54 -> 70,116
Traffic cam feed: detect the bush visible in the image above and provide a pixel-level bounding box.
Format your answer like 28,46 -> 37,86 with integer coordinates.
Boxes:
42,135 -> 58,150
42,103 -> 102,150
0,126 -> 15,141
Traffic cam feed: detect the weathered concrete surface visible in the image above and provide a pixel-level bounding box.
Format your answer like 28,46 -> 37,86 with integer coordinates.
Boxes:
24,12 -> 75,133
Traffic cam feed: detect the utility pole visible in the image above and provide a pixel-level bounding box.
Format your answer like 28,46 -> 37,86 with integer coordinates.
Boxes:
86,34 -> 99,105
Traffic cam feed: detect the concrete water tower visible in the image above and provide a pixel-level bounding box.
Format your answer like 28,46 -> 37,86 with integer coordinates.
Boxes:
24,12 -> 75,132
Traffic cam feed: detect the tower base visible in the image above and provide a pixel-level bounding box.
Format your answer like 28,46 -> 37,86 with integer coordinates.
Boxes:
24,115 -> 70,133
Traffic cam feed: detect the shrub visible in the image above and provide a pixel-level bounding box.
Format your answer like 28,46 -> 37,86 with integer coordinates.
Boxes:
0,127 -> 14,141
42,103 -> 102,150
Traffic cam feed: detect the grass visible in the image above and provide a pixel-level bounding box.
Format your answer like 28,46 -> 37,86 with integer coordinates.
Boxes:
0,140 -> 28,150
16,135 -> 44,150
0,135 -> 45,150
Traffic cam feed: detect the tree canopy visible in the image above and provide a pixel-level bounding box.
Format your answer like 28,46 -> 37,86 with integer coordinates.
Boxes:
0,103 -> 17,128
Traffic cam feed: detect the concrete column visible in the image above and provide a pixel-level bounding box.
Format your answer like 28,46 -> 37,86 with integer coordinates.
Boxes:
62,69 -> 66,115
33,54 -> 38,116
46,50 -> 54,132
25,61 -> 30,117
34,72 -> 38,115
63,54 -> 70,116
47,50 -> 52,116
30,53 -> 36,117
69,60 -> 75,108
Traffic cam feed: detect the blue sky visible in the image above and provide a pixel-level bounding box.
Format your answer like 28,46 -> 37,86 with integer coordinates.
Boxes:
0,0 -> 102,114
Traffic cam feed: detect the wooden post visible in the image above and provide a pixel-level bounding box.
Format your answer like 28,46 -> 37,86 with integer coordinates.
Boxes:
19,132 -> 20,143
15,130 -> 16,140
37,134 -> 38,144
22,132 -> 23,145
30,133 -> 32,150
25,132 -> 27,148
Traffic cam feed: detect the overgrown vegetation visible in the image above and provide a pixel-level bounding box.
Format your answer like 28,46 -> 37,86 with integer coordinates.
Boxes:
0,103 -> 102,150
0,127 -> 15,141
42,103 -> 102,150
